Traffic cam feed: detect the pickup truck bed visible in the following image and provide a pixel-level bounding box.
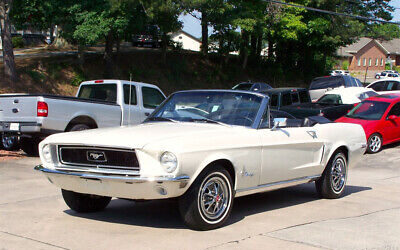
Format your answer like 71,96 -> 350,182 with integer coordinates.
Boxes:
281,103 -> 354,121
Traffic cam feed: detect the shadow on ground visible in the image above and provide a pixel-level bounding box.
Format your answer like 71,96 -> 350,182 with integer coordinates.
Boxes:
64,183 -> 371,229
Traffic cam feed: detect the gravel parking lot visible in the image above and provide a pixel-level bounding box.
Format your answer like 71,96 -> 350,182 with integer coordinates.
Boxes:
1,144 -> 399,250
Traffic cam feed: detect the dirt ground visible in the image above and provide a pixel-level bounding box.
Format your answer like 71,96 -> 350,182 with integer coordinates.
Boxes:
0,150 -> 26,162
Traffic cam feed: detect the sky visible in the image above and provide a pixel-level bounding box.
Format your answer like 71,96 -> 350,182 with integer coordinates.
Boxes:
180,0 -> 400,39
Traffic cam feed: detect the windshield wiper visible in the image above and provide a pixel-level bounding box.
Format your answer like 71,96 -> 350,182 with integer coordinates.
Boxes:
146,117 -> 179,123
190,118 -> 229,126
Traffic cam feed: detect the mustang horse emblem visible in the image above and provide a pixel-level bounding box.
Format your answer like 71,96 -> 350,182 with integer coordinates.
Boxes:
87,151 -> 107,162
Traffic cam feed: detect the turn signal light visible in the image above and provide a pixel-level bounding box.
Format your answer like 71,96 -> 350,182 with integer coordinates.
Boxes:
37,101 -> 48,117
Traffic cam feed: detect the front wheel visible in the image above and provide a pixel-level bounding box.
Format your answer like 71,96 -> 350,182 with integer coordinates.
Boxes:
367,133 -> 382,154
61,189 -> 111,213
316,151 -> 347,199
179,166 -> 234,230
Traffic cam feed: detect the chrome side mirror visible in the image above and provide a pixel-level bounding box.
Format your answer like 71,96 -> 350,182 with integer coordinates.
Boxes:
271,118 -> 287,131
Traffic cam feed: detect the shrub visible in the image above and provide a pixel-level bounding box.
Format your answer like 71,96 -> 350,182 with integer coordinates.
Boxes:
12,37 -> 24,48
342,60 -> 349,70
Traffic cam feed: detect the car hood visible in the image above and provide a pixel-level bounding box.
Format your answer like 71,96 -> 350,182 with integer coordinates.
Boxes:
43,122 -> 236,149
335,116 -> 380,137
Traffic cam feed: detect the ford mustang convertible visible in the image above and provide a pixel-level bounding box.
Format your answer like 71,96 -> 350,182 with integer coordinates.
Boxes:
35,90 -> 367,230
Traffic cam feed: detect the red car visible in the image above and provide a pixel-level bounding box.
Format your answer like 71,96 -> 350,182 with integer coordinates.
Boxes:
336,93 -> 400,153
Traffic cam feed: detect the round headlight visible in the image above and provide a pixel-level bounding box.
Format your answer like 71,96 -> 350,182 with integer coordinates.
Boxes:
160,152 -> 177,173
42,144 -> 52,163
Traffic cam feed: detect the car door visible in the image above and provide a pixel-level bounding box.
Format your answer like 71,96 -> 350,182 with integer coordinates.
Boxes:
381,102 -> 400,143
121,84 -> 144,126
139,86 -> 166,121
258,114 -> 325,185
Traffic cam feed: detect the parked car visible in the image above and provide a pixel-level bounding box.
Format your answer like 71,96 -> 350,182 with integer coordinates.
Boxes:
281,87 -> 376,121
336,93 -> 400,154
309,75 -> 363,102
329,70 -> 350,76
132,34 -> 161,48
0,80 -> 166,156
261,88 -> 311,110
366,79 -> 400,95
375,70 -> 398,79
377,73 -> 400,80
232,81 -> 272,92
35,90 -> 366,230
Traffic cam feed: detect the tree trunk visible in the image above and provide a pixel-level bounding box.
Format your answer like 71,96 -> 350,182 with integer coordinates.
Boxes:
77,44 -> 85,66
240,30 -> 249,70
256,33 -> 263,59
161,32 -> 167,64
104,32 -> 114,78
250,33 -> 257,58
267,33 -> 274,60
201,10 -> 208,55
49,24 -> 55,44
0,0 -> 17,84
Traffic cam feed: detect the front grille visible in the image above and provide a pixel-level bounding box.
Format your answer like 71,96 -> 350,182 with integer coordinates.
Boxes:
58,146 -> 139,171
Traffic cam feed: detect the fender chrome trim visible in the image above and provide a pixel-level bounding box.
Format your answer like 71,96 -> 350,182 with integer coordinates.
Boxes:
235,175 -> 321,197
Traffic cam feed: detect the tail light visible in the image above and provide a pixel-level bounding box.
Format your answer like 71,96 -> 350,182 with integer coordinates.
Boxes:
37,101 -> 48,117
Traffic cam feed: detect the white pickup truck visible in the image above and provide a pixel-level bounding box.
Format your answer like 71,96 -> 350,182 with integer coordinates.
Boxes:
0,80 -> 166,155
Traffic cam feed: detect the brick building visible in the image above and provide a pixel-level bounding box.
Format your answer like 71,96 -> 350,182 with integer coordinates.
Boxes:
337,37 -> 400,72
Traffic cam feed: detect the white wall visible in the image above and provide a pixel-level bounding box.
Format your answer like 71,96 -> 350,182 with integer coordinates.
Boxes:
171,32 -> 201,52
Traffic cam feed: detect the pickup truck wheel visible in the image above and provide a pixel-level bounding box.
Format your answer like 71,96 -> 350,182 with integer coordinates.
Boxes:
20,138 -> 39,156
178,166 -> 233,230
316,152 -> 347,199
68,124 -> 90,132
1,135 -> 20,151
61,189 -> 111,213
366,133 -> 382,154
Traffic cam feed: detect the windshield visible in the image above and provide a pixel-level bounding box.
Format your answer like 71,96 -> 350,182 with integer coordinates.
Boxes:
147,91 -> 263,127
232,83 -> 252,90
317,94 -> 342,104
346,101 -> 389,120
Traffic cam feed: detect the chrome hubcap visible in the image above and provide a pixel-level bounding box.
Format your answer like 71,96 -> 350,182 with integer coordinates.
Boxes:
2,136 -> 15,149
199,176 -> 229,221
331,157 -> 346,193
369,136 -> 381,152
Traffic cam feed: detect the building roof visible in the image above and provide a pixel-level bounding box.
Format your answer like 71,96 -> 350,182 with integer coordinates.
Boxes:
337,37 -> 400,57
170,30 -> 201,43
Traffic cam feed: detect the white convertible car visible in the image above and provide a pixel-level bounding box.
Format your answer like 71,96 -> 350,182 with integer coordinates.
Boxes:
35,90 -> 367,230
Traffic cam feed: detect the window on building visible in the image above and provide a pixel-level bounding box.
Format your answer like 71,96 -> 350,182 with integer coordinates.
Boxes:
358,58 -> 361,66
375,58 -> 379,66
363,58 -> 366,66
369,58 -> 372,66
381,58 -> 384,66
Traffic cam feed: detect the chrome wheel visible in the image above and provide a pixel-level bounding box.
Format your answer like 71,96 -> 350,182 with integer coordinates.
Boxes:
368,135 -> 382,153
198,173 -> 231,223
330,156 -> 346,193
2,135 -> 18,150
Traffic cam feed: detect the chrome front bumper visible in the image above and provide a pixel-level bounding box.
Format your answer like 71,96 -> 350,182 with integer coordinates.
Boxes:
34,165 -> 190,200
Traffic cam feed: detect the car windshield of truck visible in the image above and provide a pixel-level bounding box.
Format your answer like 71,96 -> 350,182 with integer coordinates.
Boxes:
77,84 -> 117,103
148,91 -> 263,127
232,83 -> 253,90
346,101 -> 389,120
299,90 -> 311,103
309,77 -> 342,90
317,94 -> 342,104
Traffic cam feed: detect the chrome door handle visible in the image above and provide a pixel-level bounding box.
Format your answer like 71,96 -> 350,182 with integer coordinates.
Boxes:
307,131 -> 317,139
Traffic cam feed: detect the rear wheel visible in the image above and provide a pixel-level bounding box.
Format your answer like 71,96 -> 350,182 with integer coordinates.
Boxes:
62,189 -> 111,213
179,166 -> 234,230
68,124 -> 90,132
20,137 -> 40,156
367,133 -> 382,154
1,135 -> 20,151
316,151 -> 347,199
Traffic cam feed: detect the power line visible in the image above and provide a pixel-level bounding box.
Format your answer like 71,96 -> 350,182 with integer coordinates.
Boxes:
266,0 -> 400,25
